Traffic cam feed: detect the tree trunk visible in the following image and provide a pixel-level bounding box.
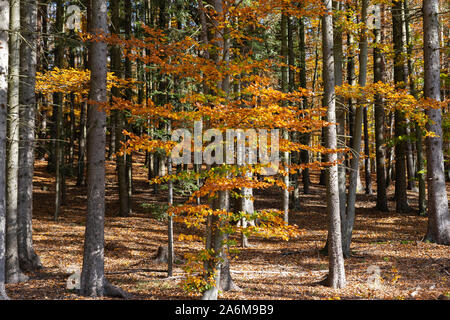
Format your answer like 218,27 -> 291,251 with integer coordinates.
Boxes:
18,0 -> 42,272
333,1 -> 346,227
345,14 -> 363,194
404,0 -> 426,214
373,7 -> 389,212
201,0 -> 237,299
124,0 -> 133,214
423,0 -> 450,244
6,0 -> 28,284
363,105 -> 372,194
393,0 -> 412,213
280,12 -> 289,223
202,191 -> 228,300
342,0 -> 369,257
53,0 -> 64,221
76,101 -> 87,186
80,0 -> 126,298
110,0 -> 129,217
298,16 -> 310,194
322,0 -> 346,289
167,123 -> 174,277
0,0 -> 10,300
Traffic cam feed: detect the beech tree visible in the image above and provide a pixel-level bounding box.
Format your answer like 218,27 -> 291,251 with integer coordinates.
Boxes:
1,0 -> 448,301
6,0 -> 28,284
373,4 -> 388,212
18,0 -> 42,272
423,0 -> 450,244
0,0 -> 9,300
392,0 -> 412,213
80,0 -> 126,298
322,0 -> 345,289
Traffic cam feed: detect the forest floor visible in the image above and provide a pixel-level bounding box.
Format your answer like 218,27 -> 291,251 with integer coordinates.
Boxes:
5,156 -> 450,300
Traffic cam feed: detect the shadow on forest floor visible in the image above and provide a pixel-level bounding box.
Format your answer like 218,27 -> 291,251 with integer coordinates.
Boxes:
5,157 -> 450,300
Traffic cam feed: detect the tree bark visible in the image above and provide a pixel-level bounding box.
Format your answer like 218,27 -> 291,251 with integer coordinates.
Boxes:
280,12 -> 289,223
423,0 -> 450,244
322,0 -> 346,289
333,0 -> 346,228
404,0 -> 426,214
6,0 -> 28,284
80,0 -> 127,298
342,0 -> 369,257
373,6 -> 389,212
53,0 -> 64,221
0,0 -> 10,300
201,0 -> 238,299
18,0 -> 42,272
392,0 -> 412,213
76,101 -> 87,186
298,16 -> 310,194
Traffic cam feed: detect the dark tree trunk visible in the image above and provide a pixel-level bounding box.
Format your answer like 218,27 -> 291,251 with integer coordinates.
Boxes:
18,0 -> 42,272
80,0 -> 127,299
392,0 -> 412,213
53,0 -> 64,221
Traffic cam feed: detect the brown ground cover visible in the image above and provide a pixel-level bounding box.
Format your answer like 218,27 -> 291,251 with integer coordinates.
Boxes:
5,157 -> 449,300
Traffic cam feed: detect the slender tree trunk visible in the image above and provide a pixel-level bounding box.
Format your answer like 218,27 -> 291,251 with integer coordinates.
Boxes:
373,7 -> 388,212
404,0 -> 426,214
423,0 -> 450,244
393,0 -> 412,213
124,0 -> 133,214
167,123 -> 174,277
280,12 -> 289,223
345,14 -> 363,193
110,0 -> 129,217
53,0 -> 64,221
363,104 -> 372,194
6,0 -> 28,284
322,0 -> 346,289
76,101 -> 87,186
0,0 -> 10,300
298,16 -> 310,195
241,172 -> 254,247
342,0 -> 369,257
333,1 -> 346,227
18,0 -> 42,272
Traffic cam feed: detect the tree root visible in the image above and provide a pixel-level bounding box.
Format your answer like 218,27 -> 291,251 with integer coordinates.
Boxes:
0,284 -> 10,300
19,251 -> 43,273
104,280 -> 131,299
6,271 -> 29,284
